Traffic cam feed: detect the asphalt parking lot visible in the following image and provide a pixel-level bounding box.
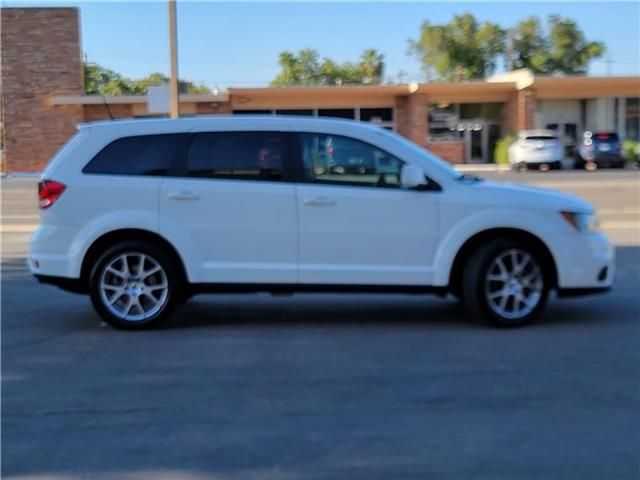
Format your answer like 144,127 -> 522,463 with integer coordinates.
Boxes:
2,170 -> 640,480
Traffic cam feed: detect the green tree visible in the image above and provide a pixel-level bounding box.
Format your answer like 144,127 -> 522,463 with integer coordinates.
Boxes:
408,13 -> 505,81
84,62 -> 210,95
271,48 -> 385,86
512,15 -> 605,74
84,62 -> 136,95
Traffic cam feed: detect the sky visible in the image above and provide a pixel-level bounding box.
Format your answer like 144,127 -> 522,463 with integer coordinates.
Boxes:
5,1 -> 640,88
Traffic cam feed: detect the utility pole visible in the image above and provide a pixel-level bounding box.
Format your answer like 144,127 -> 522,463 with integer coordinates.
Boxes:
506,29 -> 514,72
168,0 -> 180,119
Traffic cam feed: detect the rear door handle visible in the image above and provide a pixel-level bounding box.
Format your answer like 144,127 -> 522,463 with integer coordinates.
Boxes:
168,191 -> 201,201
303,197 -> 336,207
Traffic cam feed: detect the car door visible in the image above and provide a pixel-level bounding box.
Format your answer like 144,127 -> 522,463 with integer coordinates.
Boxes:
160,130 -> 298,284
295,132 -> 439,286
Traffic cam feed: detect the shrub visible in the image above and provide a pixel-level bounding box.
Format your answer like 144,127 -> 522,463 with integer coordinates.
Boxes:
494,134 -> 516,165
622,139 -> 639,162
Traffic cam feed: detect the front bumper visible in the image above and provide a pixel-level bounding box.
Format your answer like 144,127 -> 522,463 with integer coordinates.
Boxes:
555,232 -> 615,289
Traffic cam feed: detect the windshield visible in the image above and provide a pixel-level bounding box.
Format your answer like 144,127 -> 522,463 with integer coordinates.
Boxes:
524,136 -> 557,141
374,127 -> 462,180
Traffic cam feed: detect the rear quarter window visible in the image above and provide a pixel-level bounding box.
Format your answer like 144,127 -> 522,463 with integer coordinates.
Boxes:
83,134 -> 186,176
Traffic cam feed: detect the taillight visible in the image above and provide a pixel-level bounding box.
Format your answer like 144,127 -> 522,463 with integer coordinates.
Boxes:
38,180 -> 66,209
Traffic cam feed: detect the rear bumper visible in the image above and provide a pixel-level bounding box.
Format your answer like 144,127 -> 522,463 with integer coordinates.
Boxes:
33,273 -> 87,294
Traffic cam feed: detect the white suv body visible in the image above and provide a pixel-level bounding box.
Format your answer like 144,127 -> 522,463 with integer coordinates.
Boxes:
30,116 -> 614,328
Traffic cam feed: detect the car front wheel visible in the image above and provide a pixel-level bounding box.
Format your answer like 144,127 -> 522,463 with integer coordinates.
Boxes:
89,241 -> 178,329
462,239 -> 549,326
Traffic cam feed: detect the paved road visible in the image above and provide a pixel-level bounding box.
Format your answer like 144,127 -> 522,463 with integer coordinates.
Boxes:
2,171 -> 640,479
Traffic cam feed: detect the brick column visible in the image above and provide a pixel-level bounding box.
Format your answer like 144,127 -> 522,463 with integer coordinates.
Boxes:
1,8 -> 84,172
502,88 -> 536,135
395,93 -> 428,147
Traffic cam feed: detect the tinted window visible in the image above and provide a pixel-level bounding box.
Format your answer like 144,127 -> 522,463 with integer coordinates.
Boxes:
186,132 -> 285,181
84,134 -> 184,176
300,133 -> 404,188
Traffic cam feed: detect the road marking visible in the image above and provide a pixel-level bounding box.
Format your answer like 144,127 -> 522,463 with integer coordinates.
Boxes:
601,220 -> 640,230
0,224 -> 37,233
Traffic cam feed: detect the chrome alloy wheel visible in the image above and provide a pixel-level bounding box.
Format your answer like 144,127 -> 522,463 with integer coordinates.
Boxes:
484,248 -> 544,320
99,252 -> 169,322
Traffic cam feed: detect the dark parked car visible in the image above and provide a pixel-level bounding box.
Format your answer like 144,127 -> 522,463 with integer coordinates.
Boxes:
576,132 -> 625,170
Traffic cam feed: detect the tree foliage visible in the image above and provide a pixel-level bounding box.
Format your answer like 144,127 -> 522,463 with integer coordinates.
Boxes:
270,48 -> 384,86
83,62 -> 211,95
409,13 -> 605,81
512,15 -> 605,74
408,14 -> 505,81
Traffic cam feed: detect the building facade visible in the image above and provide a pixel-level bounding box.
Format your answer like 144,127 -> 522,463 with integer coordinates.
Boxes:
2,7 -> 639,172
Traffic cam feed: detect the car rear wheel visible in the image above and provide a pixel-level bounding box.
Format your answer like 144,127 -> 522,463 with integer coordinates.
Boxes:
89,241 -> 178,329
462,239 -> 549,327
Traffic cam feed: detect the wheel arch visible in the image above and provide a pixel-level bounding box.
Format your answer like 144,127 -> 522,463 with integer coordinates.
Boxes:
80,229 -> 189,288
448,228 -> 558,297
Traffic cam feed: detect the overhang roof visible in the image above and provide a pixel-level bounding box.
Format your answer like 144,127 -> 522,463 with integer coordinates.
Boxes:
51,93 -> 229,105
532,76 -> 640,99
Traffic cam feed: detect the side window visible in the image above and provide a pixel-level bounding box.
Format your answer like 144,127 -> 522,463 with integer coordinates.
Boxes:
186,131 -> 285,181
300,133 -> 404,188
83,134 -> 184,176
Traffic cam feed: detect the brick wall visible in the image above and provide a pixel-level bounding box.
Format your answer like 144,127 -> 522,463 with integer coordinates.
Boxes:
83,104 -> 135,122
1,8 -> 84,172
196,101 -> 232,115
426,142 -> 465,164
395,93 -> 428,147
502,89 -> 536,135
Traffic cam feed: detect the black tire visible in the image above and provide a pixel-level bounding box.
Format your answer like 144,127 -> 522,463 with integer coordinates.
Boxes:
461,238 -> 549,327
89,240 -> 180,329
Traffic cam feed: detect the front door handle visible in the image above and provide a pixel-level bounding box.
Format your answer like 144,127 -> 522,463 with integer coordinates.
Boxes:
303,197 -> 336,207
168,191 -> 201,201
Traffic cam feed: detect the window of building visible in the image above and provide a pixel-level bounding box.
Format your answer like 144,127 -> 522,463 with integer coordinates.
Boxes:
299,133 -> 404,188
428,104 -> 461,142
317,109 -> 356,119
83,134 -> 185,176
275,109 -> 314,116
232,110 -> 274,115
186,132 -> 285,181
233,108 -> 395,129
360,108 -> 394,129
459,103 -> 502,120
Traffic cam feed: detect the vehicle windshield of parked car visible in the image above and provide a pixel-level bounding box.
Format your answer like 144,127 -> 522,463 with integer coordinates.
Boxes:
524,135 -> 558,141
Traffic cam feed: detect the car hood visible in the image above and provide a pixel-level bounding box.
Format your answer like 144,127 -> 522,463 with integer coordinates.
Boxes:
467,180 -> 594,213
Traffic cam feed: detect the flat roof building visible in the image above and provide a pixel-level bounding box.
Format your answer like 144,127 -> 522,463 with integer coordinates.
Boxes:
2,7 -> 639,172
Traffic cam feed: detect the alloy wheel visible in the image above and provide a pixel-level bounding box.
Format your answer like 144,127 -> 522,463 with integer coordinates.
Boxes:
484,248 -> 544,321
99,252 -> 169,322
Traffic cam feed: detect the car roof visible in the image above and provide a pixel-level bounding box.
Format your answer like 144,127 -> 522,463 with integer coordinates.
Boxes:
519,129 -> 557,138
79,115 -> 383,136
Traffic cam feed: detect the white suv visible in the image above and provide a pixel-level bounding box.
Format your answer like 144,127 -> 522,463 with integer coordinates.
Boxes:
30,116 -> 614,329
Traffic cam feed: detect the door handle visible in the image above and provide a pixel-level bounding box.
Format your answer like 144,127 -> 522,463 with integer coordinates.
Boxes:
168,191 -> 201,201
303,197 -> 336,207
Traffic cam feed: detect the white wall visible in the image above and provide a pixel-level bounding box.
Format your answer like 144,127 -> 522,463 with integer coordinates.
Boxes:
535,100 -> 581,129
585,98 -> 616,132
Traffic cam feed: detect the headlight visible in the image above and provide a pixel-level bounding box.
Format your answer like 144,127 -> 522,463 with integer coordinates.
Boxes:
561,211 -> 599,233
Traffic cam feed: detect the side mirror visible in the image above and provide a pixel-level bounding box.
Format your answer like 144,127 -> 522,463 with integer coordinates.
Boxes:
401,164 -> 428,189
